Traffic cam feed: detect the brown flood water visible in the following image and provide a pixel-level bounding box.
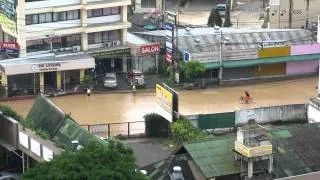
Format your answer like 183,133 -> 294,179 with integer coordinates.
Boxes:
0,77 -> 317,125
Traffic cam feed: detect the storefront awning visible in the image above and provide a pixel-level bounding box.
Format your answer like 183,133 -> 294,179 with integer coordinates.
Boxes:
0,53 -> 95,76
205,54 -> 320,69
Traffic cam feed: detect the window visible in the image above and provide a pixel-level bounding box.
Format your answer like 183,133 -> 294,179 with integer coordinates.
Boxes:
25,10 -> 80,25
88,30 -> 121,45
88,7 -> 120,18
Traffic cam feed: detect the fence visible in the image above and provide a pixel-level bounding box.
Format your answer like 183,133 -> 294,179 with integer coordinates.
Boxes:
80,121 -> 146,139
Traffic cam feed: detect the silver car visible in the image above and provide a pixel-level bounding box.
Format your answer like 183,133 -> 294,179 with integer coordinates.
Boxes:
103,73 -> 117,88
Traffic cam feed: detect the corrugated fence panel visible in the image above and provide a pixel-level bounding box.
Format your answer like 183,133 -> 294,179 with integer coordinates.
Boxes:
197,112 -> 235,129
235,104 -> 306,125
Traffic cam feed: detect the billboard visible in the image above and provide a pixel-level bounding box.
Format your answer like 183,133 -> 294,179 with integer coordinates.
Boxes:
0,0 -> 17,36
155,84 -> 179,122
165,11 -> 176,64
258,46 -> 291,58
140,43 -> 160,55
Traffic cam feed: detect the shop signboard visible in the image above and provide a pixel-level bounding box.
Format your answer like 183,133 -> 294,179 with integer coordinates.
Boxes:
0,0 -> 17,36
155,84 -> 179,122
140,43 -> 160,55
91,48 -> 131,59
165,11 -> 176,64
183,51 -> 191,62
0,42 -> 19,56
31,63 -> 62,72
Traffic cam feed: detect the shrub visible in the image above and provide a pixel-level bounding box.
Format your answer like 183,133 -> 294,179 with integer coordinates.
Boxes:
171,119 -> 207,144
182,61 -> 206,83
144,113 -> 171,138
0,105 -> 23,122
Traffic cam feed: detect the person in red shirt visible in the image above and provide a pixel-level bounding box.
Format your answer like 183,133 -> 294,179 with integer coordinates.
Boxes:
243,90 -> 251,104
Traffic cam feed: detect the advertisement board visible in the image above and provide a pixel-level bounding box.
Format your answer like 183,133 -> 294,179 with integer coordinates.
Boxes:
165,11 -> 176,64
155,84 -> 179,122
0,42 -> 19,56
258,46 -> 291,58
0,0 -> 17,36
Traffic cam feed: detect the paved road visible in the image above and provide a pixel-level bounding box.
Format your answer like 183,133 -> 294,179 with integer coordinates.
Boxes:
1,77 -> 317,125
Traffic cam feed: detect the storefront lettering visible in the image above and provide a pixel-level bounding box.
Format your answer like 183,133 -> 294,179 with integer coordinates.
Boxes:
140,44 -> 160,55
91,48 -> 130,58
31,63 -> 61,72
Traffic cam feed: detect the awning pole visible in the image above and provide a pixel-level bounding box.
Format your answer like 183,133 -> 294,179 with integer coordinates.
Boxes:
33,73 -> 36,95
63,71 -> 66,92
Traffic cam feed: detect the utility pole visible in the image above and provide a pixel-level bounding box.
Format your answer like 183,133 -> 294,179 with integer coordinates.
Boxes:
218,30 -> 223,85
306,0 -> 310,29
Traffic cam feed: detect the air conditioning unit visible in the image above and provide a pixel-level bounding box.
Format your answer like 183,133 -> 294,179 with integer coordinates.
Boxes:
72,46 -> 81,52
112,40 -> 121,47
105,41 -> 113,48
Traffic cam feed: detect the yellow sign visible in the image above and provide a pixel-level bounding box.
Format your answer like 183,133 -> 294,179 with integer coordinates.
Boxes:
258,46 -> 291,58
156,84 -> 173,113
235,141 -> 272,158
0,12 -> 16,37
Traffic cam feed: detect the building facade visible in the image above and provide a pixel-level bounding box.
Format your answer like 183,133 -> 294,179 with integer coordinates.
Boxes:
0,0 -> 132,97
269,0 -> 320,29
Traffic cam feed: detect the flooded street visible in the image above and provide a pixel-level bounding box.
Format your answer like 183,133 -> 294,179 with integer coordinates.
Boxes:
1,77 -> 317,125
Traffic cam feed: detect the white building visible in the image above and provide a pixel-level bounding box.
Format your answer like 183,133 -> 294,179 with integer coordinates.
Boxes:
0,0 -> 132,96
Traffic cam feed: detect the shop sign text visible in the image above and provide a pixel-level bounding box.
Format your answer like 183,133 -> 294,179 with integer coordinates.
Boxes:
140,43 -> 160,55
31,63 -> 61,72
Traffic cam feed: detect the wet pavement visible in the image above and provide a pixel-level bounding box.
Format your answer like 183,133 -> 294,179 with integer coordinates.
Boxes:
1,77 -> 317,125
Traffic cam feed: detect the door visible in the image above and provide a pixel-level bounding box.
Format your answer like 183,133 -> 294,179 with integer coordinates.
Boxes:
255,63 -> 286,77
44,71 -> 57,92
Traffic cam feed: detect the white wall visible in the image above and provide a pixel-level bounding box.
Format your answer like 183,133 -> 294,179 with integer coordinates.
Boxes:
26,20 -> 81,34
308,104 -> 320,123
235,104 -> 307,125
26,0 -> 81,10
87,15 -> 121,25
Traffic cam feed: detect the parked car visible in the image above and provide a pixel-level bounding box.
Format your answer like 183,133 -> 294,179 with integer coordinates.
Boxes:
126,70 -> 145,86
103,73 -> 117,88
216,4 -> 227,17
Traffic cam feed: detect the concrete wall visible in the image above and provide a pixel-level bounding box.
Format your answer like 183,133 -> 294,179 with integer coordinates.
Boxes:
291,44 -> 320,55
269,0 -> 320,29
235,104 -> 307,125
308,98 -> 320,123
286,60 -> 318,75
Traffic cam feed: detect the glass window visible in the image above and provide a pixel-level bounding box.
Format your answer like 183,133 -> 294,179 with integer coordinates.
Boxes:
102,31 -> 108,42
111,7 -> 120,15
92,9 -> 102,17
26,15 -> 32,25
74,10 -> 80,19
39,13 -> 46,23
67,11 -> 74,20
87,10 -> 92,18
32,14 -> 39,24
59,11 -> 67,21
103,8 -> 112,16
94,32 -> 102,44
88,33 -> 95,44
45,13 -> 52,23
53,12 -> 59,22
109,30 -> 120,41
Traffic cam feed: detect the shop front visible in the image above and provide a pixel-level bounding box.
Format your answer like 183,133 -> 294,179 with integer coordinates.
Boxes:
0,53 -> 95,97
89,48 -> 131,76
130,43 -> 160,73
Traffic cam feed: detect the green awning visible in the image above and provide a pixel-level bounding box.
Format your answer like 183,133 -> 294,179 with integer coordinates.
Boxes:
204,54 -> 320,69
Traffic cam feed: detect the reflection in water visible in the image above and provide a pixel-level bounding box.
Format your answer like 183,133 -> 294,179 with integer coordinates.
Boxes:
0,77 -> 317,125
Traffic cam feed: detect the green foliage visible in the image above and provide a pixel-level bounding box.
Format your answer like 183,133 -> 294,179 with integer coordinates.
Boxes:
172,119 -> 207,144
34,128 -> 50,140
0,105 -> 23,122
82,75 -> 94,87
144,113 -> 171,138
182,61 -> 206,82
144,66 -> 157,75
0,85 -> 6,97
23,141 -> 147,180
166,65 -> 176,84
208,8 -> 222,27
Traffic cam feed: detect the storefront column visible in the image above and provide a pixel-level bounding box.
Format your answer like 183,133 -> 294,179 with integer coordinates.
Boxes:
56,71 -> 61,90
40,72 -> 44,93
1,74 -> 8,97
81,33 -> 88,51
121,6 -> 127,22
122,56 -> 127,72
80,69 -> 85,83
156,54 -> 159,73
122,29 -> 127,46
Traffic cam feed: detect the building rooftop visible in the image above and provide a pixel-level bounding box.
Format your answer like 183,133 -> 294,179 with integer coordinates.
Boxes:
148,122 -> 320,179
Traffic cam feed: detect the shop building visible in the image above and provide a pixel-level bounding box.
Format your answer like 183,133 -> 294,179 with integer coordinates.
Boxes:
0,0 -> 132,96
127,33 -> 160,73
135,28 -> 320,84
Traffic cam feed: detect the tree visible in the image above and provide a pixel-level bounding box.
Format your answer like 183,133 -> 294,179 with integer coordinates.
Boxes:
182,61 -> 206,83
207,8 -> 222,27
23,141 -> 147,180
223,5 -> 232,27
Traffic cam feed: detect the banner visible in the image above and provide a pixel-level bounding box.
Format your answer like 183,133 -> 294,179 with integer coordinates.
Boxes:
0,0 -> 17,36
